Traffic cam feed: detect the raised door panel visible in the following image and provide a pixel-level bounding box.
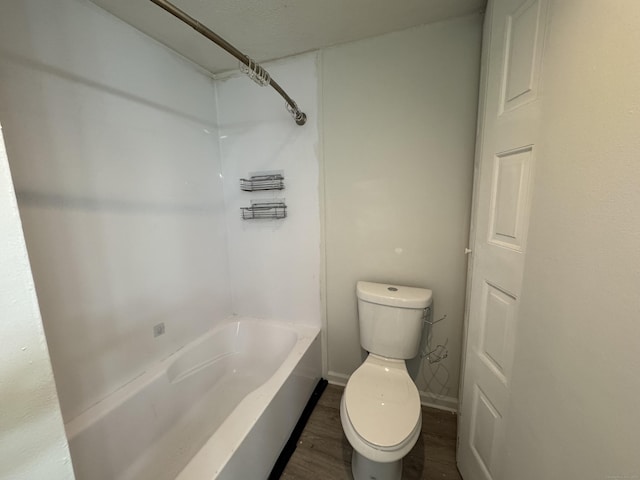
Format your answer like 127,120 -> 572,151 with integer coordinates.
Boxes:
489,146 -> 533,251
500,0 -> 545,114
480,283 -> 516,381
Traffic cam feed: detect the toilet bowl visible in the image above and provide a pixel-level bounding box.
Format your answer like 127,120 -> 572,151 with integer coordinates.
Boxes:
340,354 -> 422,480
341,281 -> 432,480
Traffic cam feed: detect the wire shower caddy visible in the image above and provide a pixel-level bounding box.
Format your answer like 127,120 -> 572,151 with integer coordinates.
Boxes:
241,201 -> 287,220
240,174 -> 285,192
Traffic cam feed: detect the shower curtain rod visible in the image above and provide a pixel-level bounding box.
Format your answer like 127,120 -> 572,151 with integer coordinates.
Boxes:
149,0 -> 307,126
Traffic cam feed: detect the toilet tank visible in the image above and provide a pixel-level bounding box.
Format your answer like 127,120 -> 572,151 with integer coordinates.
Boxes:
356,281 -> 433,360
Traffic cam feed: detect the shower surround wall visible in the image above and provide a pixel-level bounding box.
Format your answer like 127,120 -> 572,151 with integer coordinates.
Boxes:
216,53 -> 321,327
0,0 -> 231,422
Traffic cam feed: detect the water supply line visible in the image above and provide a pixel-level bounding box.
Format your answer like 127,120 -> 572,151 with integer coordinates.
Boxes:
148,0 -> 307,126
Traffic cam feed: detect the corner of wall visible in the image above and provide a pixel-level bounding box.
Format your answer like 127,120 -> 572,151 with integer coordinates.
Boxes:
316,49 -> 330,378
0,125 -> 75,479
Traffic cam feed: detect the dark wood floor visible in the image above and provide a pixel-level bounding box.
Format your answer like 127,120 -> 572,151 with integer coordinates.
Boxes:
282,384 -> 462,480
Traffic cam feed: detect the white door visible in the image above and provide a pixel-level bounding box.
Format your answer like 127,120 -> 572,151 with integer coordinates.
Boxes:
457,0 -> 549,478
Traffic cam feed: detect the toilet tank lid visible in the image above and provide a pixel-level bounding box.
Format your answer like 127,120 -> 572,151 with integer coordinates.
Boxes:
356,281 -> 432,309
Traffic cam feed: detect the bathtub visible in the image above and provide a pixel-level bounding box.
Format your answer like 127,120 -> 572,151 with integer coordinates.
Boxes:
65,318 -> 321,480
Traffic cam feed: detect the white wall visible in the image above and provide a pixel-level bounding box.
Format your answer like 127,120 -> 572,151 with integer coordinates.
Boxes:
0,125 -> 75,479
216,53 -> 321,327
502,1 -> 640,477
0,0 -> 231,421
322,15 -> 482,406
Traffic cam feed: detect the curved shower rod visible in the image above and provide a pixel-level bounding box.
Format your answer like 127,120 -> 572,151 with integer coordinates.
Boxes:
149,0 -> 307,126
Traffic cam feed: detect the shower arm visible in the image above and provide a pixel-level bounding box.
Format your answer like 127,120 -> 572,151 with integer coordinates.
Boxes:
148,0 -> 307,126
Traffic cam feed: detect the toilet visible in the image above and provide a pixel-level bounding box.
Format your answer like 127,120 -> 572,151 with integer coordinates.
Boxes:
340,281 -> 432,480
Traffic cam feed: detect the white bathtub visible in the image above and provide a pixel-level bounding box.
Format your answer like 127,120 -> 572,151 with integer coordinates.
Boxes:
65,318 -> 321,480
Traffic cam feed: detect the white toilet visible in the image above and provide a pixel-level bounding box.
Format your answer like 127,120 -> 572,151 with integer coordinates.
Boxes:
340,281 -> 433,480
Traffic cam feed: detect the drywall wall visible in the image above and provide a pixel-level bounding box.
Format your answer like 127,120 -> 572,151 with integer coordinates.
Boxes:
501,0 -> 640,477
0,125 -> 75,479
0,0 -> 231,421
216,53 -> 321,327
322,14 -> 482,407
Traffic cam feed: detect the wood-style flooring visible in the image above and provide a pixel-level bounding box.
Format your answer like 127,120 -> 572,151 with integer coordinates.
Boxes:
281,384 -> 462,480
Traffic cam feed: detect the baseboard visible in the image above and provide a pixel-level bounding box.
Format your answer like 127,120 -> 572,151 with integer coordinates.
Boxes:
419,390 -> 458,413
326,370 -> 349,387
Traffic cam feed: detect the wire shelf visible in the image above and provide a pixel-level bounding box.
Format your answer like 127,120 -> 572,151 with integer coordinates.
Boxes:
240,174 -> 284,191
241,201 -> 287,220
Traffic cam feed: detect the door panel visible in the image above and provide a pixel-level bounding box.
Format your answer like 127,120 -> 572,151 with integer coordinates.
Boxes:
480,282 -> 516,380
500,0 -> 546,114
457,0 -> 549,479
489,146 -> 533,251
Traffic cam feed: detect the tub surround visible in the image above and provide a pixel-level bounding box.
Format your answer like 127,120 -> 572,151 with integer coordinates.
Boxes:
216,52 -> 321,327
0,0 -> 231,423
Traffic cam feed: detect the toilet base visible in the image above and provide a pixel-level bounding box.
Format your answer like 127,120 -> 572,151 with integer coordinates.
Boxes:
351,449 -> 402,480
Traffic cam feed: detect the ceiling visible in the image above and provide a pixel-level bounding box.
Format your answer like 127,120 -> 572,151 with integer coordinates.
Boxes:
89,0 -> 486,74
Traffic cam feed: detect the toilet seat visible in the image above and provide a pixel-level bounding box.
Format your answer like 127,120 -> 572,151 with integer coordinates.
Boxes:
344,355 -> 421,450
